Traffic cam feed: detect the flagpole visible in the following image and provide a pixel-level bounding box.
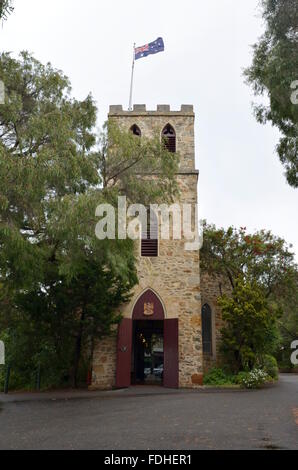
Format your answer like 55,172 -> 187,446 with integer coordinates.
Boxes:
128,43 -> 135,111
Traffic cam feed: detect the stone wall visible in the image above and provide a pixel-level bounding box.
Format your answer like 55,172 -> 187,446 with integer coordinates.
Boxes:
200,272 -> 232,372
91,105 -> 204,389
90,332 -> 117,390
109,105 -> 196,171
131,236 -> 202,388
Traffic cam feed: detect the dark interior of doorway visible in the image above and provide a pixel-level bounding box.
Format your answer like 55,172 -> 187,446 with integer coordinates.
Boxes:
132,320 -> 164,385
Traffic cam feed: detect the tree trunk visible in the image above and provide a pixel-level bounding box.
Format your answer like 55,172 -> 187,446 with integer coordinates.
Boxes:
72,309 -> 86,388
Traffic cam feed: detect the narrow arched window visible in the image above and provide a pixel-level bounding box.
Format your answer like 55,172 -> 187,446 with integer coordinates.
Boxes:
141,209 -> 158,257
130,124 -> 141,137
202,303 -> 212,355
162,124 -> 176,153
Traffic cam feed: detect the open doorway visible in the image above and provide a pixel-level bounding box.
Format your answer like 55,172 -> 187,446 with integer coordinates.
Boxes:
116,289 -> 179,389
132,320 -> 164,385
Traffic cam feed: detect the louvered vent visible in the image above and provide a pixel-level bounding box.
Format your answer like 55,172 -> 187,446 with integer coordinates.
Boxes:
141,211 -> 158,257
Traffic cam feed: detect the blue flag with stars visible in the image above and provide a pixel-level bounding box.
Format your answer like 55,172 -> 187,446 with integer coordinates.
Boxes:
135,37 -> 165,61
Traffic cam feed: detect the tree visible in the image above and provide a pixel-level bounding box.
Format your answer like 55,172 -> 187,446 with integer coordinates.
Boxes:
276,272 -> 298,368
201,223 -> 297,299
99,120 -> 178,204
0,51 -> 179,387
201,223 -> 298,371
218,278 -> 280,372
0,0 -> 13,21
244,0 -> 298,188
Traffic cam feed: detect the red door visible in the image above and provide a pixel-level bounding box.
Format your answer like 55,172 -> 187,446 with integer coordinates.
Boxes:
164,319 -> 179,388
116,319 -> 132,388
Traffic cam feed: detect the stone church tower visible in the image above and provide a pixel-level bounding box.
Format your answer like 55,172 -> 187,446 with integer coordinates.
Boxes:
91,104 -> 206,390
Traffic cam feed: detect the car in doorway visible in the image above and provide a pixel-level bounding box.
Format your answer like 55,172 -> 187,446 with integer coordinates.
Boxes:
153,364 -> 163,378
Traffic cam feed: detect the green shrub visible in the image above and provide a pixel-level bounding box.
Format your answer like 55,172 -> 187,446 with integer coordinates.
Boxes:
236,368 -> 269,389
259,355 -> 279,380
235,372 -> 248,385
203,367 -> 235,386
218,278 -> 280,373
0,328 -> 80,391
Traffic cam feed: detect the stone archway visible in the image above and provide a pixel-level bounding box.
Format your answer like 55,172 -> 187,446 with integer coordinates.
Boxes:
116,289 -> 178,389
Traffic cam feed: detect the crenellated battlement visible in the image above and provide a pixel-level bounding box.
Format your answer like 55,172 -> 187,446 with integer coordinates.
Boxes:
109,104 -> 194,115
108,103 -> 196,172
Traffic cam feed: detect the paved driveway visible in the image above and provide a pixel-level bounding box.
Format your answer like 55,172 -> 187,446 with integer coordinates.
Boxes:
0,374 -> 297,450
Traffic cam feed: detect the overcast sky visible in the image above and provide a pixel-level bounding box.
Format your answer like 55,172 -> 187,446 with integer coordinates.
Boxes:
1,0 -> 297,257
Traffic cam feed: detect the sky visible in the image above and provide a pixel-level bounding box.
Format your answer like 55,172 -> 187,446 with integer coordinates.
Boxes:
1,0 -> 297,257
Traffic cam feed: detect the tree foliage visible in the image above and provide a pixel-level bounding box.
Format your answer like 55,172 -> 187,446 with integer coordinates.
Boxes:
276,272 -> 298,368
0,51 -> 178,388
99,121 -> 178,205
218,278 -> 280,372
201,222 -> 298,371
201,223 -> 297,298
0,0 -> 13,21
245,0 -> 298,187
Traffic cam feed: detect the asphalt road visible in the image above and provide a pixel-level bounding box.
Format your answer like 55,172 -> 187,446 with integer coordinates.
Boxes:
0,374 -> 297,450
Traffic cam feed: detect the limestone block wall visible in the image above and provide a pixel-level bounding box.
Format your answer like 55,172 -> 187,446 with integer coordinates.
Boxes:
118,167 -> 202,387
129,237 -> 202,388
91,105 -> 204,390
109,104 -> 196,171
200,272 -> 232,372
91,332 -> 117,390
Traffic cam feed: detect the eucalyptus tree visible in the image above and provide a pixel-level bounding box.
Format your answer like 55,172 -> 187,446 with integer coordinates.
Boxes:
0,51 -> 178,387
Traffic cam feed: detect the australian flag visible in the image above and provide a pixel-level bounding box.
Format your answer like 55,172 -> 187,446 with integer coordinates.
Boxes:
135,37 -> 165,61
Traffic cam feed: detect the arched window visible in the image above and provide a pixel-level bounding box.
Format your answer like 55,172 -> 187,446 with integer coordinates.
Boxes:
202,303 -> 212,355
162,124 -> 176,153
130,124 -> 141,137
141,209 -> 158,257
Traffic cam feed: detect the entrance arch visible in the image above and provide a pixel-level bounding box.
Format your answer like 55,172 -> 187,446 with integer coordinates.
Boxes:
116,290 -> 179,389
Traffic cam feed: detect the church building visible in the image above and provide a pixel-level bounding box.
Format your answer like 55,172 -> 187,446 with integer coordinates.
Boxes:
91,104 -> 223,390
